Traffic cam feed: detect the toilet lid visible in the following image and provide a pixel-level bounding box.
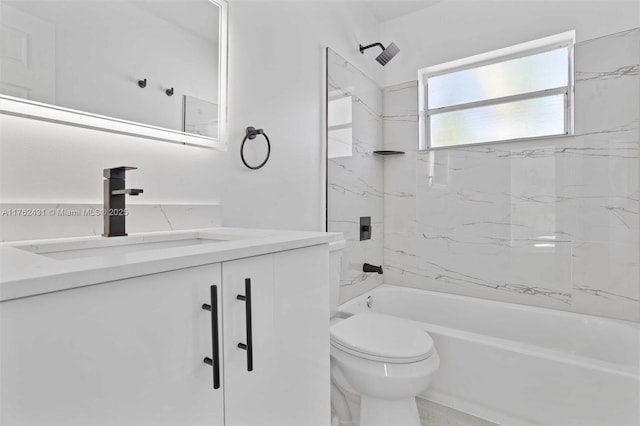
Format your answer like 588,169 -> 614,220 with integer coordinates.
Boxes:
330,313 -> 434,363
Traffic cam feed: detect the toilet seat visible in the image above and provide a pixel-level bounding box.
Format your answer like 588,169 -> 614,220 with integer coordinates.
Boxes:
330,313 -> 434,364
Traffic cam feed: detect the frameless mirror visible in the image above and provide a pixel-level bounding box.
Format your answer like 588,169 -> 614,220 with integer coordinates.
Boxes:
0,0 -> 227,148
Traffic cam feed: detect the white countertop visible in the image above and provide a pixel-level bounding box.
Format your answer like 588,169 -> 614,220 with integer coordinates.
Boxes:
0,227 -> 340,302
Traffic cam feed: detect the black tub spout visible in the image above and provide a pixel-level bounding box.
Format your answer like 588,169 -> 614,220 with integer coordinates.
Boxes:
363,263 -> 383,274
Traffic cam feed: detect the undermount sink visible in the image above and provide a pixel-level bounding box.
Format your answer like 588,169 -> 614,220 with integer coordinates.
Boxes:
14,232 -> 238,260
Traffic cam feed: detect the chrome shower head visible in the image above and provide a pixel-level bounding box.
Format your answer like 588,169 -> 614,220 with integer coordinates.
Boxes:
359,42 -> 400,66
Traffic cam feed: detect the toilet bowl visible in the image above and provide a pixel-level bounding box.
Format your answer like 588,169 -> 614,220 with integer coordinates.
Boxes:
330,312 -> 439,426
327,239 -> 439,426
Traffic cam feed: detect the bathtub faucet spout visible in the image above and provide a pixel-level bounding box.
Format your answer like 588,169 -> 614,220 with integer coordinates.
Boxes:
363,263 -> 383,274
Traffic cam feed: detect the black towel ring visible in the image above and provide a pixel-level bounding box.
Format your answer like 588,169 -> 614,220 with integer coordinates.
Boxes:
241,126 -> 271,170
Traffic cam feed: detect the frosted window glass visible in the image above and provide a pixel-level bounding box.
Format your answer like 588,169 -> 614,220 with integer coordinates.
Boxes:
430,95 -> 565,147
428,48 -> 568,109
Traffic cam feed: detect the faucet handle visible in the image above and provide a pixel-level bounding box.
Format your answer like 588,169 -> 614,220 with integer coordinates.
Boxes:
103,166 -> 138,179
111,188 -> 144,196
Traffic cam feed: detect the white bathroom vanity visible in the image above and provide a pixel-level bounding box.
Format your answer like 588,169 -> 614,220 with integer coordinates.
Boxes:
0,228 -> 334,425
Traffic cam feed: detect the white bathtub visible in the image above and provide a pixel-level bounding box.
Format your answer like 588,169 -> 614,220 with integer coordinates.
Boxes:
339,285 -> 640,426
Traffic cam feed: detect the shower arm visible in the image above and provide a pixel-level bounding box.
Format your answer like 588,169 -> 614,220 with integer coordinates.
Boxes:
359,43 -> 385,54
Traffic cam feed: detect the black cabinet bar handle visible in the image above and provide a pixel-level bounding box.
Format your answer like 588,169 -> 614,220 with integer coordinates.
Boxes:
236,278 -> 253,372
202,285 -> 220,389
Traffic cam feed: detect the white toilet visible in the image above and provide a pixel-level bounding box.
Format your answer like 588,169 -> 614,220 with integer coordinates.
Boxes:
328,240 -> 439,426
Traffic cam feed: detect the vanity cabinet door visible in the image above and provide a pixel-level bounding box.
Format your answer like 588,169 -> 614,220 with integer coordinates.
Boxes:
222,245 -> 330,426
0,264 -> 224,426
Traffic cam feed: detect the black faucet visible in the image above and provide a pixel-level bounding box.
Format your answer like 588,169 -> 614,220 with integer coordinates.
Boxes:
103,166 -> 143,237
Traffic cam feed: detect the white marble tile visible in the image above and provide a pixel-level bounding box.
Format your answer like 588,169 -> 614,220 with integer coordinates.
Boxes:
0,203 -> 221,241
554,132 -> 639,243
380,29 -> 640,322
328,218 -> 383,303
384,155 -> 416,233
408,133 -> 638,315
327,48 -> 384,302
439,240 -> 571,296
383,81 -> 419,153
571,240 -> 640,321
383,82 -> 418,118
575,28 -> 639,136
384,231 -> 422,287
127,204 -> 222,233
329,158 -> 383,207
383,81 -> 419,287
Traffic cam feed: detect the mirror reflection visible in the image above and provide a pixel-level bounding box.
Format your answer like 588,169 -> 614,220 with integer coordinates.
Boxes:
0,0 -> 221,140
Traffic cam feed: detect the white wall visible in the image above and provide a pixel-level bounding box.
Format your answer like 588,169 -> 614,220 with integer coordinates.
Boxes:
381,0 -> 640,86
0,0 -> 381,240
0,115 -> 224,205
221,0 -> 382,231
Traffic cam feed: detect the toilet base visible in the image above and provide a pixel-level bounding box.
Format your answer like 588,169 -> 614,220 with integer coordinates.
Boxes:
360,395 -> 421,426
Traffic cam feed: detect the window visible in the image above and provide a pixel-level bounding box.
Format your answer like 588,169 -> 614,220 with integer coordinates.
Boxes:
418,31 -> 575,149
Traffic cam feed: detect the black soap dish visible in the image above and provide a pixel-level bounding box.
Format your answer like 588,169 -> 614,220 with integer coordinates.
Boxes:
373,150 -> 405,156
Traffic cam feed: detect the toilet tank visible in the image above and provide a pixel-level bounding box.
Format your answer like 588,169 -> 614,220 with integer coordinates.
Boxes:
328,238 -> 346,318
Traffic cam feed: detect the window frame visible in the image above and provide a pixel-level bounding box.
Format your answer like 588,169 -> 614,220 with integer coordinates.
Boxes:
418,31 -> 576,150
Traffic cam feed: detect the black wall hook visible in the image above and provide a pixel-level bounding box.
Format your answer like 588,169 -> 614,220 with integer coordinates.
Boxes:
138,78 -> 147,88
165,87 -> 174,96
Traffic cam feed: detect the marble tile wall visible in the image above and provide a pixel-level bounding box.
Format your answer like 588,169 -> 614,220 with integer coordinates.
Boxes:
0,203 -> 222,241
327,48 -> 384,303
382,28 -> 640,322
